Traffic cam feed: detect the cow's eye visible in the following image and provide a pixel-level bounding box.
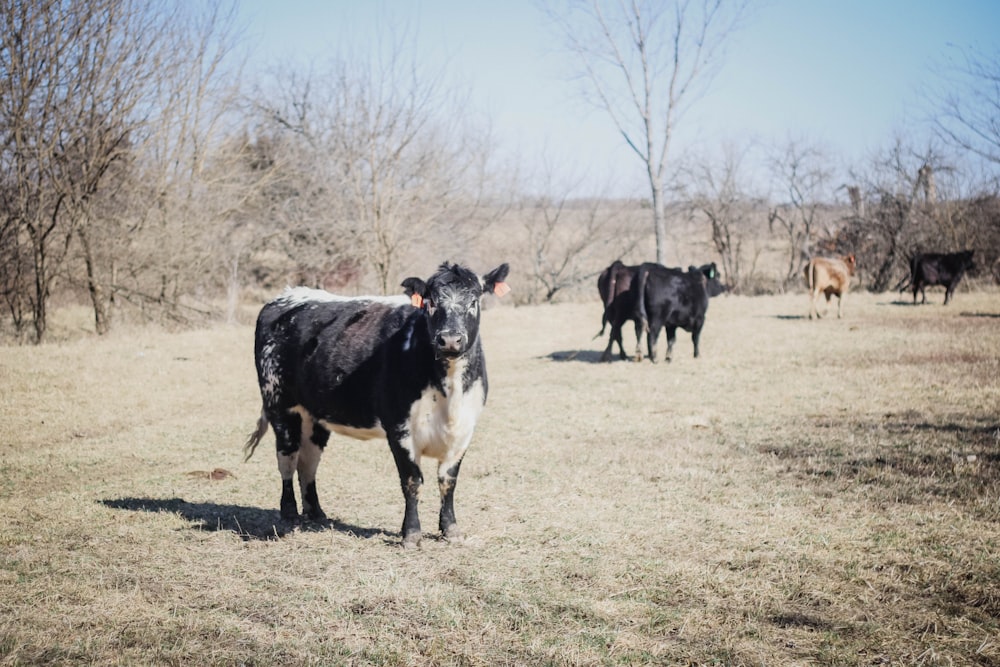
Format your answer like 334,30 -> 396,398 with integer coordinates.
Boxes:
468,302 -> 479,316
424,298 -> 436,314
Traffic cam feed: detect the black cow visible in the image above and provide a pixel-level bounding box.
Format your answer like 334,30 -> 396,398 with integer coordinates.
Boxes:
245,262 -> 510,548
899,250 -> 975,305
635,262 -> 722,363
596,260 -> 643,362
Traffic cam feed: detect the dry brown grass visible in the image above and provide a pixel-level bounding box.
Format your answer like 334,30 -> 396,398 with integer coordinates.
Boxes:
2,289 -> 999,666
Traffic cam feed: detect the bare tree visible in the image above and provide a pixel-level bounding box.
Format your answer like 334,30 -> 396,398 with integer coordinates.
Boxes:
685,142 -> 760,292
0,0 -> 148,341
839,141 -> 947,291
933,47 -> 1000,166
250,31 -> 494,295
110,2 -> 246,326
510,160 -> 643,303
0,0 -> 243,340
547,0 -> 747,265
767,140 -> 834,291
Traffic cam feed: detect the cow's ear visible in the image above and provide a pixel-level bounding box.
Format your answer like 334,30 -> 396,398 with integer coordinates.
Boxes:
401,277 -> 427,308
482,263 -> 510,297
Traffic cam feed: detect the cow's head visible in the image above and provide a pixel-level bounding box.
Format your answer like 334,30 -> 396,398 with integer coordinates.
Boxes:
959,250 -> 976,273
402,263 -> 510,358
691,263 -> 728,297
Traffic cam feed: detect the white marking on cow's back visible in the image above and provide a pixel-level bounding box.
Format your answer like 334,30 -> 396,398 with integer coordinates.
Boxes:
407,357 -> 485,468
275,287 -> 410,308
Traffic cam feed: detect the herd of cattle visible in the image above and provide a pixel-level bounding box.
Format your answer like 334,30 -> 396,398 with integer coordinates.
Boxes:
243,249 -> 977,546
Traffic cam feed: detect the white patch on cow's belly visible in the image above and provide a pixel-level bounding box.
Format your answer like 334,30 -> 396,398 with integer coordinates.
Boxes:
320,421 -> 386,441
287,405 -> 385,441
408,362 -> 485,464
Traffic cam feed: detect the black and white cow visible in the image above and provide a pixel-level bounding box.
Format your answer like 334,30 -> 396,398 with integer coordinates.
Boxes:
244,262 -> 510,548
898,250 -> 975,305
635,262 -> 721,363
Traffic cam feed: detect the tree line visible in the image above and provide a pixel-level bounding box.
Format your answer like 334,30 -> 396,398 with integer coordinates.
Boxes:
1,0 -> 997,343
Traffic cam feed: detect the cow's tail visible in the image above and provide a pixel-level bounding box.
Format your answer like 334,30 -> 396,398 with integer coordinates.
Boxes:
243,408 -> 270,462
636,267 -> 650,334
594,269 -> 620,339
805,259 -> 815,293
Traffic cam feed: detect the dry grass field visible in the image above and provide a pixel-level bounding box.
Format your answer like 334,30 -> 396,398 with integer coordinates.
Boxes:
2,287 -> 999,666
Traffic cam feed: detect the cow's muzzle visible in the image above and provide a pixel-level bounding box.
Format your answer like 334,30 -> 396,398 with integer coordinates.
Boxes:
435,332 -> 466,357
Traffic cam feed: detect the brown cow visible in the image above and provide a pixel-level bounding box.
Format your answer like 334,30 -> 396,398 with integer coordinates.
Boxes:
804,254 -> 856,319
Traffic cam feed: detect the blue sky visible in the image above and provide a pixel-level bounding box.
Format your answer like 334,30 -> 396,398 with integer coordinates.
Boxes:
237,0 -> 1000,197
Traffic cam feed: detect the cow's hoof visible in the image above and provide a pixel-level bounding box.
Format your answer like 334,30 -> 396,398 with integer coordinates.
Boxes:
305,508 -> 327,521
442,524 -> 464,543
280,506 -> 299,522
402,532 -> 422,549
600,353 -> 611,363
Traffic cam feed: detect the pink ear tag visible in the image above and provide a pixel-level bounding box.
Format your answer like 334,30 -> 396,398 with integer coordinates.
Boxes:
410,294 -> 423,308
493,281 -> 511,297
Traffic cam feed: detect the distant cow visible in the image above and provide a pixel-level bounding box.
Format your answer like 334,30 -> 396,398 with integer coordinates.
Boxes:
635,262 -> 723,362
899,250 -> 975,305
245,262 -> 509,548
804,254 -> 856,319
596,260 -> 642,362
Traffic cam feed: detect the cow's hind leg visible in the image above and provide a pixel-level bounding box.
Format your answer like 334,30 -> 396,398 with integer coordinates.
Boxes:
632,319 -> 644,362
664,326 -> 677,362
646,324 -> 660,364
437,457 -> 464,541
388,432 -> 424,548
270,412 -> 303,521
600,321 -> 619,362
297,417 -> 328,521
615,321 -> 628,360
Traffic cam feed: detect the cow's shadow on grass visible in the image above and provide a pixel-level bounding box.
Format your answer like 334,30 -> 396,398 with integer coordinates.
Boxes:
100,497 -> 394,542
545,349 -> 610,363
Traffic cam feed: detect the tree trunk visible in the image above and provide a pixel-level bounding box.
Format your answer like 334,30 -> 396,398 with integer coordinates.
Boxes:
78,226 -> 111,334
650,175 -> 668,265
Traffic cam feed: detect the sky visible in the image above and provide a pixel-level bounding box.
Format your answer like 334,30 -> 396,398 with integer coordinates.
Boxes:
236,0 -> 1000,197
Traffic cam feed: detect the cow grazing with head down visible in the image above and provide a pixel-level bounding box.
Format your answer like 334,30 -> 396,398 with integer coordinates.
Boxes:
899,250 -> 975,305
804,254 -> 856,319
596,260 -> 643,362
245,262 -> 510,548
635,262 -> 723,363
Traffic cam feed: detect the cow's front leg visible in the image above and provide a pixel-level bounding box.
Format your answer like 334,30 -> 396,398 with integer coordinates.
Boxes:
690,324 -> 702,358
438,457 -> 464,541
388,432 -> 423,548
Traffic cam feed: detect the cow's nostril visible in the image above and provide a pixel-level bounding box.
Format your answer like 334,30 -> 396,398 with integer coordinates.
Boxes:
436,334 -> 463,351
